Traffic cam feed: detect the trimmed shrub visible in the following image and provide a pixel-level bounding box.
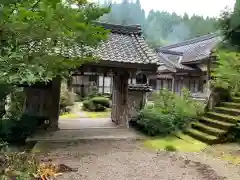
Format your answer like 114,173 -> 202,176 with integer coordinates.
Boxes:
91,96 -> 110,108
136,109 -> 176,136
82,96 -> 110,112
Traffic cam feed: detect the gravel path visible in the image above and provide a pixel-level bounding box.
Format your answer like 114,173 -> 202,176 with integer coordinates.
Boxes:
38,140 -> 240,180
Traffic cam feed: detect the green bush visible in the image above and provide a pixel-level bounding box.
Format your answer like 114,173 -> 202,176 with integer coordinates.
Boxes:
82,96 -> 110,112
136,109 -> 177,136
136,88 -> 204,136
91,96 -> 110,108
209,80 -> 232,101
0,114 -> 39,143
212,51 -> 240,97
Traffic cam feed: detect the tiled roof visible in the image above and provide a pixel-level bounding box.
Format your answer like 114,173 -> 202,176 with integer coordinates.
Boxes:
159,33 -> 218,51
155,33 -> 221,72
156,51 -> 194,72
181,36 -> 221,63
94,22 -> 159,65
158,33 -> 221,64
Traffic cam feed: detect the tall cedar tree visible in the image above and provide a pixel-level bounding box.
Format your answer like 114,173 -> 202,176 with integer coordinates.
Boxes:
212,0 -> 240,95
0,0 -> 110,84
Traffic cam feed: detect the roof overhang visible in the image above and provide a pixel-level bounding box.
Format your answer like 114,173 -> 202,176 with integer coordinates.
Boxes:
79,61 -> 158,73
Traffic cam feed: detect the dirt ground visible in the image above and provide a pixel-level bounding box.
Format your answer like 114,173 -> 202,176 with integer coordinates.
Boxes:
36,140 -> 240,180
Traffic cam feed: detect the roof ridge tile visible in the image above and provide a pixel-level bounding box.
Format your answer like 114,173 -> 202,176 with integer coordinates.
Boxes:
94,22 -> 142,35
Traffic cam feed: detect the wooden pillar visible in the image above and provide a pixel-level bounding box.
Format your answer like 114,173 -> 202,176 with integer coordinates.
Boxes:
80,72 -> 84,97
111,71 -> 129,126
172,74 -> 175,93
207,58 -> 211,81
111,72 -> 118,124
67,76 -> 73,92
129,72 -> 132,84
102,73 -> 106,94
119,72 -> 129,126
48,76 -> 61,130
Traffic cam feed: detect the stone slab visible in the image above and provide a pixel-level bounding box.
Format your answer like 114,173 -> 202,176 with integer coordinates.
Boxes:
27,128 -> 146,142
58,118 -> 116,129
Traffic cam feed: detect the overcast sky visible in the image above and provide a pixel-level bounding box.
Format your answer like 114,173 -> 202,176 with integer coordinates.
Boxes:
95,0 -> 236,18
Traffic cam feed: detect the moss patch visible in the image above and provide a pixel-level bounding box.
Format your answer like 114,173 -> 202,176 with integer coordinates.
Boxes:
144,136 -> 208,152
60,113 -> 80,119
60,110 -> 111,119
84,111 -> 111,118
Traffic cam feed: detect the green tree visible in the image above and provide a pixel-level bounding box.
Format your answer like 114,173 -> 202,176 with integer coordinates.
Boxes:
0,0 -> 110,85
98,0 -> 217,47
218,0 -> 240,50
213,0 -> 240,95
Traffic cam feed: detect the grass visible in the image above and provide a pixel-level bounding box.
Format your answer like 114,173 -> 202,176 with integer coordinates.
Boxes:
144,135 -> 208,152
60,113 -> 80,119
60,110 -> 111,119
84,111 -> 111,118
144,135 -> 240,165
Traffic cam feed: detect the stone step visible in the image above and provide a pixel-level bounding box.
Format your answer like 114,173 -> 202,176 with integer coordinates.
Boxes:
199,116 -> 235,130
184,128 -> 218,144
191,122 -> 227,136
232,97 -> 240,103
206,112 -> 240,124
221,102 -> 240,109
215,107 -> 240,116
26,128 -> 146,142
174,132 -> 207,145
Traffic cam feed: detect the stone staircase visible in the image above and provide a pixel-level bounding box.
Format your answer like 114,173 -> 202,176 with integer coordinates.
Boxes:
184,96 -> 240,144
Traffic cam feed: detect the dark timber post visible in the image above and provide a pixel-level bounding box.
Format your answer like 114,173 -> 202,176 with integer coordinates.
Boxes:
102,72 -> 106,94
172,73 -> 176,93
80,72 -> 84,97
67,76 -> 73,92
207,58 -> 211,81
49,76 -> 61,130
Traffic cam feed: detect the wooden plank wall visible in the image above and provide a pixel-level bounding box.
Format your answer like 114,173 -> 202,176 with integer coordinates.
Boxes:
72,75 -> 137,97
151,76 -> 205,94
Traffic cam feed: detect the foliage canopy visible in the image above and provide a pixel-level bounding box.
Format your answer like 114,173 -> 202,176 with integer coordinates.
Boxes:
213,0 -> 240,95
0,0 -> 110,85
218,0 -> 240,50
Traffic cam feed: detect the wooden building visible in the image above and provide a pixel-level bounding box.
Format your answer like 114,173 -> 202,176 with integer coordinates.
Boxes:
149,33 -> 221,99
25,22 -> 159,129
72,33 -> 221,99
